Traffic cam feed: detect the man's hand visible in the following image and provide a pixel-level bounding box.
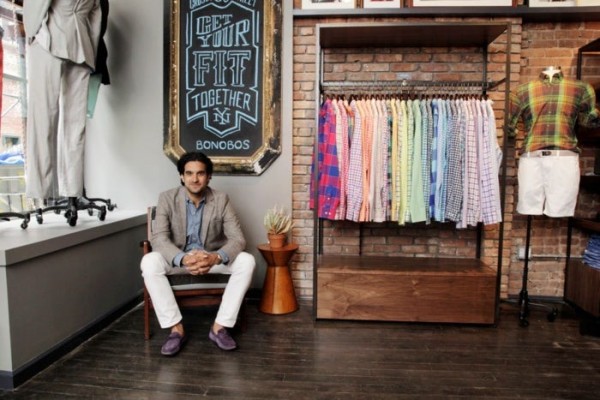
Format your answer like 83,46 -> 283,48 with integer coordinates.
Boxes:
182,250 -> 220,275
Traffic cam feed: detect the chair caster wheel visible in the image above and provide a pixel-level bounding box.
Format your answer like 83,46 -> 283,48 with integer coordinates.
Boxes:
65,209 -> 78,226
20,214 -> 30,229
547,309 -> 558,322
98,207 -> 107,221
68,215 -> 77,226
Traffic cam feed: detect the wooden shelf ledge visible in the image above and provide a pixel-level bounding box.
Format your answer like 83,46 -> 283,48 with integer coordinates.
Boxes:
293,6 -> 600,23
571,218 -> 600,234
318,255 -> 494,275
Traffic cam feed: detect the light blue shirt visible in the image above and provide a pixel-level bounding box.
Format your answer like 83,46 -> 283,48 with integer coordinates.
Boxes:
173,197 -> 229,267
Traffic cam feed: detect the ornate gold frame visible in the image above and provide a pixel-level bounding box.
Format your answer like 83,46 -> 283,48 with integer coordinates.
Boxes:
164,0 -> 282,174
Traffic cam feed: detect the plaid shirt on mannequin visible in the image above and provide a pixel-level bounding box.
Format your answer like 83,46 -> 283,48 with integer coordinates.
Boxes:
508,74 -> 600,153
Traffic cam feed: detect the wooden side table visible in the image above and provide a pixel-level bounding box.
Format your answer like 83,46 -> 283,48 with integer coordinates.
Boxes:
257,243 -> 299,315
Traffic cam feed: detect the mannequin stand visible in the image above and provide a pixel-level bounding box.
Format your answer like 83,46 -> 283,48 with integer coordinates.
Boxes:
0,211 -> 31,229
35,189 -> 114,227
517,215 -> 559,327
81,188 -> 116,211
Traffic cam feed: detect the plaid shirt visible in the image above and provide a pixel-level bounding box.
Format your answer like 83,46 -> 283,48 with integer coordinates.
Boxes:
333,99 -> 348,220
463,100 -> 480,228
508,75 -> 600,153
445,100 -> 464,223
359,99 -> 373,222
410,99 -> 426,223
310,99 -> 340,220
480,99 -> 502,225
422,99 -> 433,224
398,100 -> 409,225
345,100 -> 363,222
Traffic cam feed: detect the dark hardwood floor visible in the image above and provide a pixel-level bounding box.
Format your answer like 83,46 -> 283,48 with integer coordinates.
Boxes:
2,300 -> 600,399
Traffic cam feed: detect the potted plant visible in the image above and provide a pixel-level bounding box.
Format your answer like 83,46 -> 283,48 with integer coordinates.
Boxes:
263,205 -> 294,248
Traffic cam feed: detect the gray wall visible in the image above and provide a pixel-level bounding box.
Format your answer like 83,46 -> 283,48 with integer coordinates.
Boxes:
84,0 -> 294,287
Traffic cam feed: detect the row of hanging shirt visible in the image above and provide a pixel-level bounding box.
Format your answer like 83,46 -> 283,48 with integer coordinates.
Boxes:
310,93 -> 503,228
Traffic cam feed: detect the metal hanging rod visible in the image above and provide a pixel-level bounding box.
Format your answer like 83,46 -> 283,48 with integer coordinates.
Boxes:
321,78 -> 506,93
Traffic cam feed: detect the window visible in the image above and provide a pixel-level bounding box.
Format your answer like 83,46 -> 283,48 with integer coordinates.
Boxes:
0,0 -> 26,213
1,133 -> 19,147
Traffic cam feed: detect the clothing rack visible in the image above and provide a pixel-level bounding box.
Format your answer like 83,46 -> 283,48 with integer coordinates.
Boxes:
315,78 -> 505,255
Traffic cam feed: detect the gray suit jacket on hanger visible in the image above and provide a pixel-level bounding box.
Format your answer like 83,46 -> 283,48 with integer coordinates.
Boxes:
23,0 -> 101,69
23,0 -> 52,40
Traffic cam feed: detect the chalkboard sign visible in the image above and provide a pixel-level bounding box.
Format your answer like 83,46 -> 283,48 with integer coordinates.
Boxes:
164,0 -> 282,175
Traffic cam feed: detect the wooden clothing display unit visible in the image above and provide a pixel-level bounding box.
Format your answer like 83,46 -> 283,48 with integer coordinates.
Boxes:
312,22 -> 512,324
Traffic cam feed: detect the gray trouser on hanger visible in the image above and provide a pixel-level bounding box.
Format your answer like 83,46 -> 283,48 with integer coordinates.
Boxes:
25,41 -> 90,199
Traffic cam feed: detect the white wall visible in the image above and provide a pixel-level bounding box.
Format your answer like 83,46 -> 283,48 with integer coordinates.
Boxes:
84,0 -> 293,287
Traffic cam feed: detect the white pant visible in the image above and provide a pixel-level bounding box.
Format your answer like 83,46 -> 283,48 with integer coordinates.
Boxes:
141,251 -> 255,329
517,152 -> 580,218
25,41 -> 90,199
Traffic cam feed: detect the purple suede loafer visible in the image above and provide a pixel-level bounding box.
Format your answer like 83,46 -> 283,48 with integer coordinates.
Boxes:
209,328 -> 237,351
161,332 -> 187,356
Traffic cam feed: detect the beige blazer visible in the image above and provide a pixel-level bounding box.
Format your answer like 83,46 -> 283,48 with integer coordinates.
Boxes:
151,186 -> 247,265
23,0 -> 52,39
23,0 -> 101,69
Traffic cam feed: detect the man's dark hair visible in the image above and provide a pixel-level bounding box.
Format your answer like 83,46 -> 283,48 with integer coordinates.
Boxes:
177,152 -> 214,176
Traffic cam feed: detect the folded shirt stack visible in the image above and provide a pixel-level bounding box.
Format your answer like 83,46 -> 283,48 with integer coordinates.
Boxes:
583,234 -> 600,269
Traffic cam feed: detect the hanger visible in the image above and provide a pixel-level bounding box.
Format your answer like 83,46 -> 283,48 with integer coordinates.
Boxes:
541,66 -> 563,81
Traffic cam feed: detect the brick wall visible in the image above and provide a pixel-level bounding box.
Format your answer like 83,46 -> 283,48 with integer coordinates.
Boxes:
291,16 -> 600,300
